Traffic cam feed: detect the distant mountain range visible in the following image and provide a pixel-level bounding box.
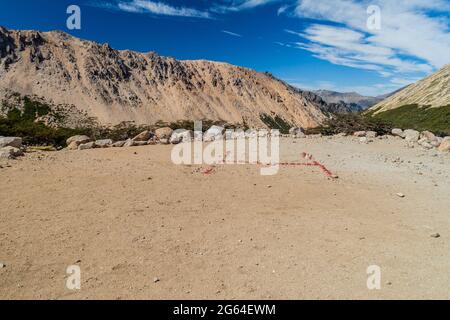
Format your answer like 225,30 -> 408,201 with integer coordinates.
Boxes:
0,26 -> 328,129
313,90 -> 388,112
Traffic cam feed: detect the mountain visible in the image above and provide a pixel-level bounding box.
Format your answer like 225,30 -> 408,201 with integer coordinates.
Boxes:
0,27 -> 327,129
314,89 -> 383,112
370,64 -> 450,113
368,65 -> 450,135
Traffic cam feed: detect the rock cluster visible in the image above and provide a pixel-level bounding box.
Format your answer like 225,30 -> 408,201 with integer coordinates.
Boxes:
0,137 -> 24,159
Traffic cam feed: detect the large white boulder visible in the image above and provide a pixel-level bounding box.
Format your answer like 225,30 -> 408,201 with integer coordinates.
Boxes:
170,130 -> 192,144
0,137 -> 22,148
403,129 -> 420,142
204,125 -> 224,142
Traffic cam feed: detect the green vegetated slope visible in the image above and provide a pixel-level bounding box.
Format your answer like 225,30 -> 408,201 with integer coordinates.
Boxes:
370,104 -> 450,136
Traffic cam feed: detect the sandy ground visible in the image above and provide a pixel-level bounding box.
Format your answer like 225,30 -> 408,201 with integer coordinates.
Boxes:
1,136 -> 449,300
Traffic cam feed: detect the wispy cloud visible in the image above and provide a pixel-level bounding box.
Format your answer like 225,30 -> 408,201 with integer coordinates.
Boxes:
282,0 -> 450,77
212,0 -> 281,13
99,0 -> 213,19
222,30 -> 243,37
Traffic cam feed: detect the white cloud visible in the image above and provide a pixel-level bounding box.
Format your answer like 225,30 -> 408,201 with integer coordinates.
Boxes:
212,0 -> 280,13
113,0 -> 212,18
285,0 -> 450,76
222,30 -> 243,37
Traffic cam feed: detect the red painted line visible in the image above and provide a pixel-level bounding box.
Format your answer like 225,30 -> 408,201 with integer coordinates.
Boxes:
199,152 -> 337,179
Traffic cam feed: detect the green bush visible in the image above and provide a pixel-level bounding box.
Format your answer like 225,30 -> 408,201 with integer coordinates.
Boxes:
371,104 -> 450,136
305,113 -> 392,136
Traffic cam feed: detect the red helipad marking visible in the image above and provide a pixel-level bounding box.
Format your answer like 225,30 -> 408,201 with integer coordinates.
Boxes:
198,152 -> 337,179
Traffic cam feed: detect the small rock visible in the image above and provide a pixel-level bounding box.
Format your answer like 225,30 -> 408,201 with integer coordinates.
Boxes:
366,131 -> 377,138
0,262 -> 5,268
396,193 -> 405,198
153,277 -> 160,283
431,233 -> 441,238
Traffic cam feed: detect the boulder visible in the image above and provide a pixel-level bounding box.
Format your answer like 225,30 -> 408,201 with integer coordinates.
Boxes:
159,138 -> 170,145
420,131 -> 437,142
66,135 -> 91,147
123,139 -> 135,147
366,131 -> 378,138
204,125 -> 224,142
0,137 -> 22,148
133,130 -> 153,142
438,140 -> 450,152
170,130 -> 192,144
403,129 -> 420,142
67,141 -> 80,150
231,130 -> 246,139
353,131 -> 366,137
95,139 -> 113,148
0,146 -> 23,159
289,128 -> 305,138
155,127 -> 173,140
78,142 -> 95,150
270,129 -> 281,137
112,141 -> 126,148
391,128 -> 404,137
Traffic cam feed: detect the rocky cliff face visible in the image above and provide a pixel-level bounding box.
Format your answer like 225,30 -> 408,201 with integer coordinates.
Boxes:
0,27 -> 327,128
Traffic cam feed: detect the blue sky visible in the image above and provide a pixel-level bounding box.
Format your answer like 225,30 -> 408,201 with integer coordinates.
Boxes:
1,0 -> 449,96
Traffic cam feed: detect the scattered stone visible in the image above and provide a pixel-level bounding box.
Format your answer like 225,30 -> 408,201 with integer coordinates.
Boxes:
153,277 -> 160,283
133,130 -> 153,142
0,262 -> 5,268
95,139 -> 113,148
78,142 -> 95,150
353,131 -> 366,137
133,141 -> 148,146
289,127 -> 306,138
396,193 -> 405,198
438,140 -> 450,152
155,127 -> 173,140
0,137 -> 22,148
431,233 -> 441,238
359,137 -> 370,144
159,138 -> 170,145
366,131 -> 377,138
